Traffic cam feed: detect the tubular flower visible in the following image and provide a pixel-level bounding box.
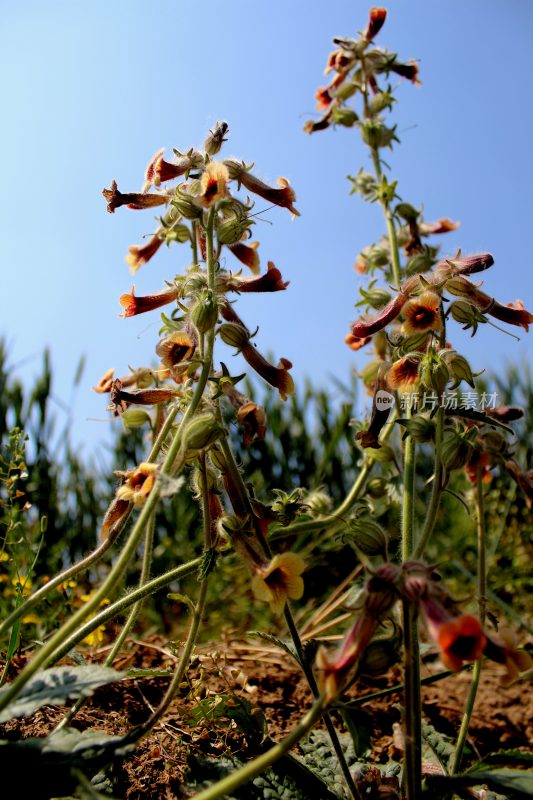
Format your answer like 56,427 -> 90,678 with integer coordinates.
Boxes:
119,285 -> 180,317
436,252 -> 494,277
344,333 -> 372,351
402,291 -> 442,336
227,261 -> 289,293
386,356 -> 420,394
116,462 -> 158,506
315,86 -> 333,111
93,367 -> 153,394
350,276 -> 419,338
324,48 -> 355,75
102,180 -> 169,213
483,630 -> 533,686
421,598 -> 487,671
242,345 -> 295,401
156,331 -> 196,369
228,241 -> 260,274
107,380 -> 178,416
236,402 -> 267,446
99,496 -> 131,540
143,147 -> 203,190
199,161 -> 229,206
224,159 -> 299,216
251,552 -> 305,616
364,7 -> 387,41
125,232 -> 164,275
419,218 -> 460,235
303,111 -> 334,135
446,278 -> 533,331
390,60 -> 421,86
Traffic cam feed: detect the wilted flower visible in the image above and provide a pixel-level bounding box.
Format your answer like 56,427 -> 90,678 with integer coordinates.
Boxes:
93,367 -> 153,394
419,218 -> 460,235
119,285 -> 180,317
125,232 -> 164,274
402,291 -> 442,336
99,496 -> 131,540
116,462 -> 158,506
236,402 -> 267,446
107,380 -> 178,416
102,180 -> 170,213
251,552 -> 305,615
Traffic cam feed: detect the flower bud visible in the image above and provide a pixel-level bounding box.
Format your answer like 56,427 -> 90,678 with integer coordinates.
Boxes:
395,202 -> 419,222
216,513 -> 245,539
366,477 -> 388,498
361,120 -> 397,149
182,413 -> 225,451
190,292 -> 219,333
218,322 -> 250,350
333,81 -> 358,101
216,215 -> 251,245
446,276 -> 475,297
483,430 -> 507,454
209,446 -> 228,472
358,637 -> 400,677
406,251 -> 436,276
120,408 -> 152,429
399,414 -> 435,443
171,190 -> 203,220
361,287 -> 392,310
204,121 -> 228,156
303,489 -> 332,517
330,107 -> 359,127
420,358 -> 449,395
441,350 -> 475,388
348,519 -> 388,557
442,430 -> 474,471
366,444 -> 396,464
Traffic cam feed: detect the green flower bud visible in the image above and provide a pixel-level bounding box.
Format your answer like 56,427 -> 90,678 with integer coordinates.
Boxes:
334,81 -> 358,101
331,107 -> 359,128
395,202 -> 419,221
165,223 -> 191,244
366,444 -> 396,464
366,477 -> 388,498
367,90 -> 394,115
406,251 -> 436,276
182,413 -> 225,451
421,358 -> 449,395
303,489 -> 332,517
216,215 -> 251,245
441,351 -> 475,388
172,190 -> 202,220
216,513 -> 245,539
121,408 -> 152,429
360,286 -> 392,310
218,322 -> 250,350
442,430 -> 474,471
190,292 -> 219,333
358,638 -> 400,677
361,120 -> 398,150
348,519 -> 388,557
360,360 -> 380,389
399,414 -> 435,443
209,446 -> 228,472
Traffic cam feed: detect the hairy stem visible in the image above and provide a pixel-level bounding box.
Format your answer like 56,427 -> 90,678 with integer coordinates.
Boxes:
413,405 -> 444,559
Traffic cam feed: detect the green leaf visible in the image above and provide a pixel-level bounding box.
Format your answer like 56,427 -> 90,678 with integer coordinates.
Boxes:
247,631 -> 300,665
0,727 -> 135,800
423,768 -> 533,799
183,693 -> 267,740
0,665 -> 123,723
472,750 -> 533,769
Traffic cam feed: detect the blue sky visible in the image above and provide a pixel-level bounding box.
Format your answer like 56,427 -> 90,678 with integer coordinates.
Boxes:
2,0 -> 532,460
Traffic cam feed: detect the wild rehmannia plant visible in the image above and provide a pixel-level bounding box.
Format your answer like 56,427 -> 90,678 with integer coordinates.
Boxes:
303,7 -> 532,800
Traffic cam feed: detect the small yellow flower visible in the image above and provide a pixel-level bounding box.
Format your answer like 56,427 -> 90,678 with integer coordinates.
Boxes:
116,462 -> 158,506
251,552 -> 305,615
21,612 -> 41,625
199,161 -> 229,206
0,551 -> 9,563
402,291 -> 442,336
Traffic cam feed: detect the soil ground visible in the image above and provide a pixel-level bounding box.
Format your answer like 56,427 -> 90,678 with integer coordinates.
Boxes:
0,633 -> 531,799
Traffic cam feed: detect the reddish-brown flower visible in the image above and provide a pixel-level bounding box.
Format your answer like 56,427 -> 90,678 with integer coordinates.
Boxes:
364,7 -> 387,41
224,160 -> 299,216
228,261 -> 289,293
143,148 -> 203,189
241,345 -> 295,401
107,380 -> 179,416
102,180 -> 170,214
344,333 -> 372,351
125,232 -> 164,275
420,218 -> 460,235
390,60 -> 421,86
119,285 -> 179,317
446,278 -> 533,331
421,598 -> 487,671
324,48 -> 355,75
386,356 -> 420,394
315,86 -> 333,111
228,241 -> 260,274
236,402 -> 267,446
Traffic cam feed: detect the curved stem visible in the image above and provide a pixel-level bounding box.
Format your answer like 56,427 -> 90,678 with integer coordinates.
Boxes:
190,695 -> 327,800
45,557 -> 202,666
451,467 -> 486,773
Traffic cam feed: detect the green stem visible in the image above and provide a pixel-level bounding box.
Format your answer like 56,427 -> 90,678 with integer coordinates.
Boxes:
370,149 -> 402,288
413,405 -> 444,559
45,557 -> 202,666
190,695 -> 327,800
451,468 -> 486,773
272,413 -> 397,540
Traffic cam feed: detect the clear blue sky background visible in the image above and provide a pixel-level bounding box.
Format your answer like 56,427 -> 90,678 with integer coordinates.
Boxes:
2,0 -> 532,461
